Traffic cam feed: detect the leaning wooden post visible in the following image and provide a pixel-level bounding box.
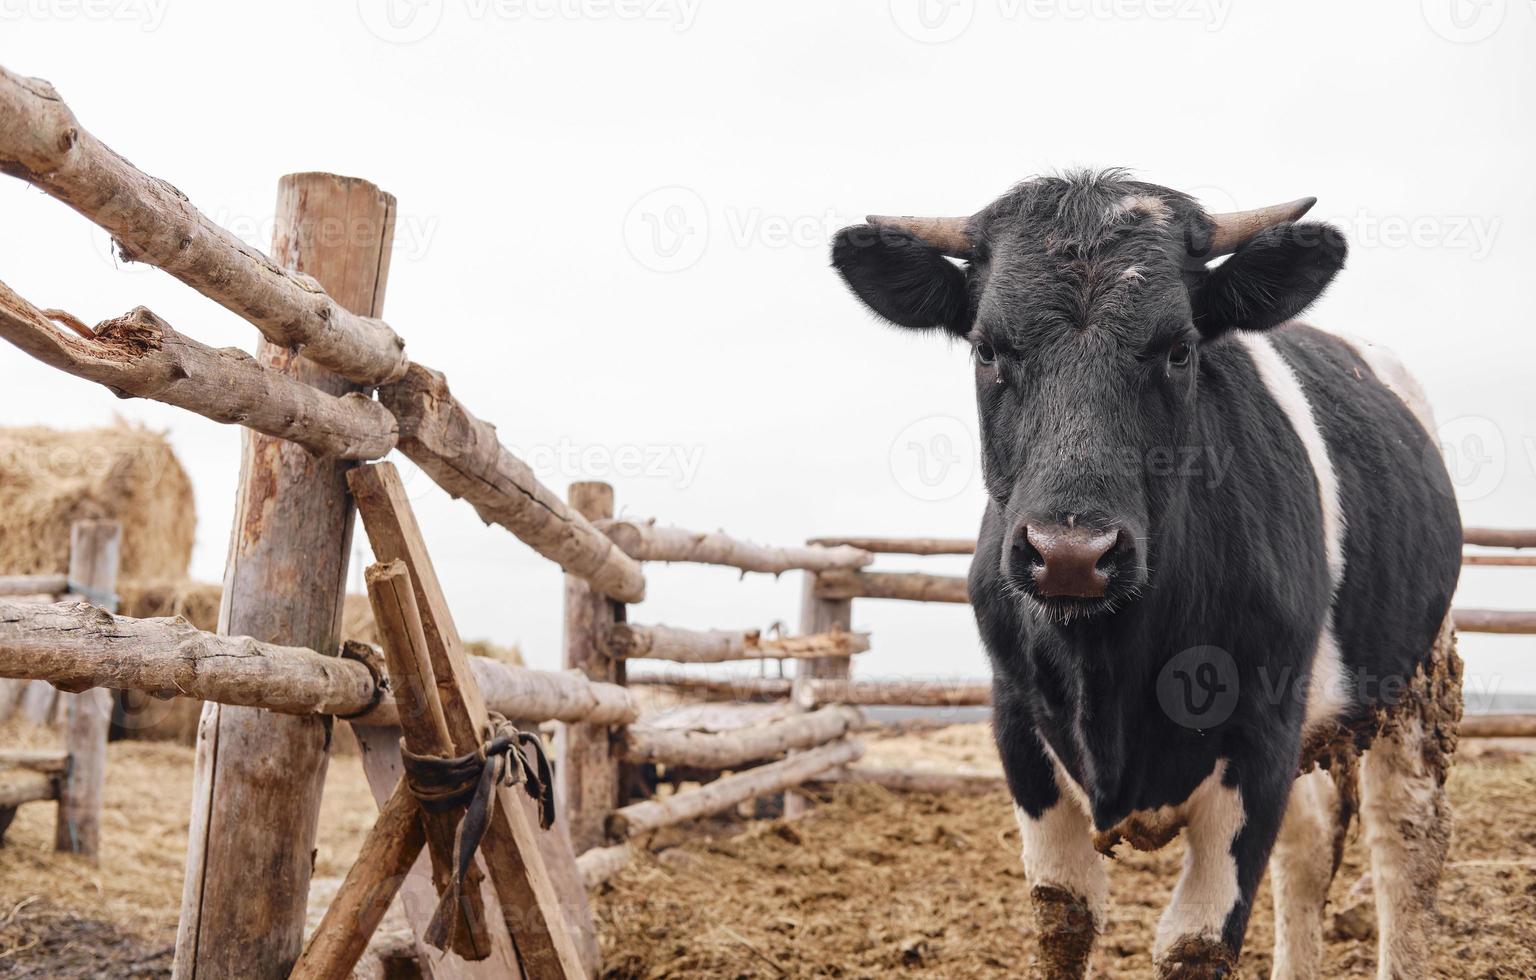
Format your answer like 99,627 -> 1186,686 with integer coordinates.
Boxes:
174,173 -> 395,979
560,482 -> 625,852
53,519 -> 120,858
784,564 -> 854,819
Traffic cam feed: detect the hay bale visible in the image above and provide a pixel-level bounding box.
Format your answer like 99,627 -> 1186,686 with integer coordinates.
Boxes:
0,424 -> 194,580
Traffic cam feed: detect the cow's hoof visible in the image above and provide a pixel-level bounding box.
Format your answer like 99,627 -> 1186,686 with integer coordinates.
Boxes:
1155,935 -> 1236,979
1029,884 -> 1094,979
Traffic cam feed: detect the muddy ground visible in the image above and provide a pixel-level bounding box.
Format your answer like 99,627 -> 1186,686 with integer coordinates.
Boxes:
1,724 -> 1532,978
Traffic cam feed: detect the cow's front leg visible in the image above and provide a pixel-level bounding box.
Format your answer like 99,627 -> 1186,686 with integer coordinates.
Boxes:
997,712 -> 1106,979
1155,754 -> 1294,979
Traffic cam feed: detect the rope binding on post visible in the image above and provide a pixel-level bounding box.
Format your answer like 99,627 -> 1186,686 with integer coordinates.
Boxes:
399,716 -> 557,949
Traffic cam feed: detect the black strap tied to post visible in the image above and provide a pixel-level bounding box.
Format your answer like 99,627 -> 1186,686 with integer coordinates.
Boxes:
399,717 -> 557,949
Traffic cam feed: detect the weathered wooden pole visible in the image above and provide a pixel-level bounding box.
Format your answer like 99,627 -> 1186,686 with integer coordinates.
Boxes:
560,482 -> 625,852
174,173 -> 395,979
54,519 -> 120,858
785,565 -> 854,818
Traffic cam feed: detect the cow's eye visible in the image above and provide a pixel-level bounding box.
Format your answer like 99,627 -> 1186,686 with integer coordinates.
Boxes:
975,342 -> 997,366
1167,341 -> 1192,368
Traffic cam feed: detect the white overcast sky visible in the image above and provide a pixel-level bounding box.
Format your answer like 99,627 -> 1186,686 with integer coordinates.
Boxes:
2,1 -> 1534,699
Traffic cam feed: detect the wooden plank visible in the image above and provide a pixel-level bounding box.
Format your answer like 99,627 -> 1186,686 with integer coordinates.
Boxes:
176,172 -> 394,980
290,781 -> 428,980
558,483 -> 624,856
55,519 -> 120,858
0,66 -> 409,385
364,561 -> 495,960
606,623 -> 870,663
379,366 -> 644,603
0,749 -> 69,774
1452,608 -> 1536,634
596,520 -> 872,573
0,574 -> 65,597
1461,714 -> 1536,738
623,706 -> 862,769
606,738 -> 864,839
807,536 -> 977,556
0,771 -> 56,808
0,284 -> 397,459
1462,527 -> 1536,549
813,569 -> 970,604
809,679 -> 991,707
1462,553 -> 1536,567
349,462 -> 590,980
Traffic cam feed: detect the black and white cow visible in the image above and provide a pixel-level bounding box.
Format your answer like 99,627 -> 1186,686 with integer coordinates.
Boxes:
830,171 -> 1463,979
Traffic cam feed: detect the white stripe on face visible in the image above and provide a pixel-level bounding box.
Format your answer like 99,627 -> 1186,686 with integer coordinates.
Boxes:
1234,332 -> 1353,729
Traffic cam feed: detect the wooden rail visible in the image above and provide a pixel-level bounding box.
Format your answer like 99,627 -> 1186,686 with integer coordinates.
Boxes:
808,536 -> 976,556
814,569 -> 969,604
599,520 -> 872,574
622,706 -> 862,769
0,574 -> 66,597
605,623 -> 869,663
605,738 -> 863,839
0,600 -> 638,725
0,286 -> 398,460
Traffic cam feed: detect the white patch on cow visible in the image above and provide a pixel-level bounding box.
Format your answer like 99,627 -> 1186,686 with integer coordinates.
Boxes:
1336,332 -> 1438,434
1014,758 -> 1108,926
1154,761 -> 1246,961
1235,332 -> 1353,731
1269,768 -> 1340,979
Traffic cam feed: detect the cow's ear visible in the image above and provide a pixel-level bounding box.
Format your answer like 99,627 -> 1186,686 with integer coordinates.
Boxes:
831,224 -> 970,336
1192,221 -> 1347,338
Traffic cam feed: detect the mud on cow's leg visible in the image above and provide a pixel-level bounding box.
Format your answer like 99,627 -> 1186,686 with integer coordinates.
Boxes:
996,710 -> 1104,979
1155,753 -> 1295,979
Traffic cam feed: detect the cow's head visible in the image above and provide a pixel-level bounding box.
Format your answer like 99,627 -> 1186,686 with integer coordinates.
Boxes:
831,171 -> 1346,622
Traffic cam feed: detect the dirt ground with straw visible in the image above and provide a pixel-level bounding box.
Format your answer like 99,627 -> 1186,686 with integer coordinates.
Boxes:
1,724 -> 1533,978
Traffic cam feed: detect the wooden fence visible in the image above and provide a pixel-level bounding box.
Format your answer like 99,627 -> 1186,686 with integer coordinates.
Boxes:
2,57 -> 1533,980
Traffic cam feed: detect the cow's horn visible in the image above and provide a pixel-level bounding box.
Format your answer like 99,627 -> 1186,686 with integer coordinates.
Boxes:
866,215 -> 976,258
1199,197 -> 1317,258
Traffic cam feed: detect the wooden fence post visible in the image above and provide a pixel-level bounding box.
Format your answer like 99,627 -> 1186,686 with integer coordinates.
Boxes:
54,519 -> 120,858
174,173 -> 395,979
785,569 -> 853,818
560,482 -> 625,853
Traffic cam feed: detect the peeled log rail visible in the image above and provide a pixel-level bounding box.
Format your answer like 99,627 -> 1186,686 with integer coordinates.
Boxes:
0,600 -> 638,724
0,284 -> 397,460
380,364 -> 645,604
0,575 -> 65,597
576,843 -> 633,889
1462,527 -> 1536,549
605,738 -> 863,840
1463,553 -> 1536,567
626,673 -> 792,701
623,705 -> 863,769
814,569 -> 969,604
807,679 -> 992,707
1451,608 -> 1536,635
0,66 -> 408,386
0,771 -> 56,809
605,623 -> 870,663
808,536 -> 977,556
597,520 -> 873,574
1461,714 -> 1536,738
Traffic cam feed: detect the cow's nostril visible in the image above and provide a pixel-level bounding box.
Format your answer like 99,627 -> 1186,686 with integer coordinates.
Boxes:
1022,523 -> 1122,599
